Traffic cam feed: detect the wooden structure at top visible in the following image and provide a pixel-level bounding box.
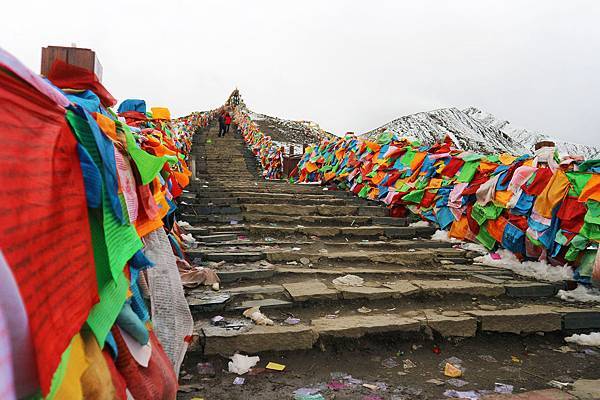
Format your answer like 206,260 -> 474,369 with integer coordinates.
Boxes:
40,45 -> 103,81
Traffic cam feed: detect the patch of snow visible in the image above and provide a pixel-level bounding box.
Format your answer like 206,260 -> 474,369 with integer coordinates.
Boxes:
473,249 -> 573,282
181,233 -> 197,244
557,285 -> 600,303
460,243 -> 487,254
332,274 -> 364,287
565,332 -> 600,347
431,229 -> 462,243
409,220 -> 431,228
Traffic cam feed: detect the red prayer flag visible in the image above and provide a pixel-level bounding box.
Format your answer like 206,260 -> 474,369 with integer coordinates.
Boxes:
0,68 -> 98,394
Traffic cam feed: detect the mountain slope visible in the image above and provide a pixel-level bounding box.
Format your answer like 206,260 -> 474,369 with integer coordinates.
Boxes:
364,106 -> 599,158
463,107 -> 600,159
248,110 -> 329,145
363,107 -> 523,154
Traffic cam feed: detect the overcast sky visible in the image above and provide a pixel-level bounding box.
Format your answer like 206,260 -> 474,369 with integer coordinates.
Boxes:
3,0 -> 599,145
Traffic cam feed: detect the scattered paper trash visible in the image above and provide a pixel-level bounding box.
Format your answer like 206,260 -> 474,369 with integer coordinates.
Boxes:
230,220 -> 239,225
494,383 -> 513,394
284,316 -> 301,325
565,332 -> 600,347
443,389 -> 479,399
333,274 -> 365,287
362,383 -> 379,391
444,363 -> 463,378
242,306 -> 274,325
427,378 -> 445,386
299,257 -> 311,265
293,386 -> 327,400
447,378 -> 468,387
357,306 -> 372,313
295,394 -> 324,400
228,354 -> 260,375
382,357 -> 399,368
403,359 -> 416,370
327,380 -> 348,390
294,387 -> 321,396
548,380 -> 571,390
266,362 -> 286,371
478,354 -> 497,363
233,377 -> 245,385
511,355 -> 522,364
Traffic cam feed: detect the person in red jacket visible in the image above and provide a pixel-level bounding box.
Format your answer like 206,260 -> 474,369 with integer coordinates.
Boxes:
224,112 -> 232,133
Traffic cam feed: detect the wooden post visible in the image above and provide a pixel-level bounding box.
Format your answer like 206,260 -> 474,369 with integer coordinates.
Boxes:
41,45 -> 103,81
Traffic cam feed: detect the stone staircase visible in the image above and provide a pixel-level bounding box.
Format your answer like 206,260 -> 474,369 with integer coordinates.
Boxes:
180,122 -> 600,358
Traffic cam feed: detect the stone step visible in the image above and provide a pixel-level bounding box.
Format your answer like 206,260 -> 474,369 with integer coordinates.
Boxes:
179,214 -> 411,227
273,264 -> 511,278
242,214 -> 407,226
246,224 -> 435,239
189,246 -> 464,266
190,191 -> 350,200
194,304 -> 600,355
195,233 -> 240,243
264,248 -> 443,265
194,238 -> 455,250
189,196 -> 354,206
188,186 -> 350,195
196,277 -> 551,307
181,205 -> 242,215
241,204 -> 388,217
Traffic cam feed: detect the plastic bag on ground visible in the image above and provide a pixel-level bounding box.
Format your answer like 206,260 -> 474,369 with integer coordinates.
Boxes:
228,354 -> 259,375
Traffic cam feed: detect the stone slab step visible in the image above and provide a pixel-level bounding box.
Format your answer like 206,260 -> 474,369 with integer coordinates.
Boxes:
191,197 -> 354,206
264,248 -> 439,265
246,224 -> 435,239
181,205 -> 242,215
217,267 -> 275,283
199,321 -> 317,355
242,214 -> 405,226
192,251 -> 265,263
242,204 -> 389,217
229,298 -> 293,311
195,233 -> 239,243
195,305 -> 600,355
191,191 -> 349,200
274,265 -> 512,279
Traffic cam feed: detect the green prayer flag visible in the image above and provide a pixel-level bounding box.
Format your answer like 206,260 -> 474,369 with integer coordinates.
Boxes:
456,161 -> 480,183
401,189 -> 425,204
124,123 -> 168,185
476,226 -> 496,250
565,172 -> 593,196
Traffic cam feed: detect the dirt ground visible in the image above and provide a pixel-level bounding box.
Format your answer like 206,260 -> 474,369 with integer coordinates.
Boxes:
177,332 -> 600,399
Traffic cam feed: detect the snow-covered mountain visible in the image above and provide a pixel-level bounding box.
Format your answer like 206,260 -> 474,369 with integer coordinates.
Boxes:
463,107 -> 600,159
364,107 -> 599,158
248,110 -> 331,145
